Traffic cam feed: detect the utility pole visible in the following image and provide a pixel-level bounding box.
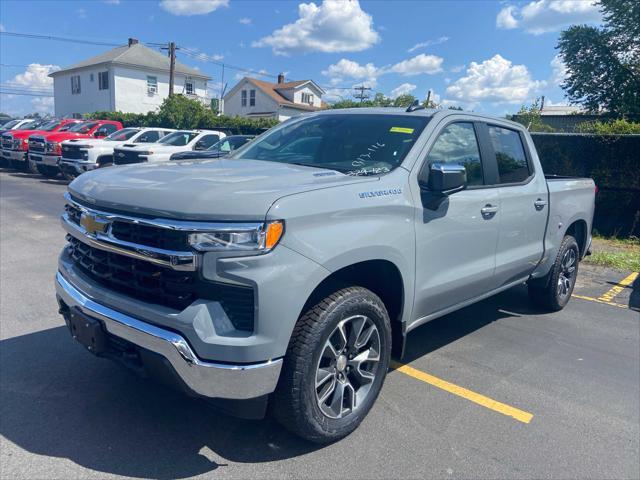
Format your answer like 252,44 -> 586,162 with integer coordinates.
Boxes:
354,84 -> 372,103
168,42 -> 176,97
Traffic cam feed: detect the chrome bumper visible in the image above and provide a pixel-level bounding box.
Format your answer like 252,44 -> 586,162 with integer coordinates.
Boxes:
2,149 -> 27,161
55,271 -> 282,400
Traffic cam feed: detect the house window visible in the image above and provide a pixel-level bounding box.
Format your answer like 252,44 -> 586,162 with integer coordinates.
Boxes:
249,89 -> 256,106
147,76 -> 158,95
241,90 -> 247,107
90,73 -> 94,82
98,71 -> 109,90
71,75 -> 81,95
301,92 -> 314,104
185,77 -> 194,95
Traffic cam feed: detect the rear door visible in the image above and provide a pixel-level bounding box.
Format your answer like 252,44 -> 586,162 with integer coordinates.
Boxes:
482,124 -> 548,286
412,121 -> 501,320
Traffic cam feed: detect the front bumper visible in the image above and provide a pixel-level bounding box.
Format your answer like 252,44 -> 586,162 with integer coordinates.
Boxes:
2,149 -> 27,161
60,159 -> 97,176
29,153 -> 60,166
55,271 -> 283,400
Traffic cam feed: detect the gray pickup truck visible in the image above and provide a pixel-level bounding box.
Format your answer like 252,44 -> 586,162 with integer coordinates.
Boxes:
55,108 -> 595,443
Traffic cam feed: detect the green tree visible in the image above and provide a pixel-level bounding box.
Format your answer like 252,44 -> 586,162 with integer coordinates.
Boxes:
392,94 -> 417,108
557,0 -> 640,114
156,94 -> 210,129
512,98 -> 555,132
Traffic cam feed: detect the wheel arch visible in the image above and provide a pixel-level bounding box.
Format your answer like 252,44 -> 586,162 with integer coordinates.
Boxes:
299,259 -> 407,358
565,219 -> 588,258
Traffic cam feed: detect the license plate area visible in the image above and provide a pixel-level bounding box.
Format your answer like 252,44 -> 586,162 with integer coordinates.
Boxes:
67,308 -> 109,355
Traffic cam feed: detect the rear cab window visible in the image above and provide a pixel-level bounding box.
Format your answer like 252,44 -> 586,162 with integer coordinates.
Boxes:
487,126 -> 531,184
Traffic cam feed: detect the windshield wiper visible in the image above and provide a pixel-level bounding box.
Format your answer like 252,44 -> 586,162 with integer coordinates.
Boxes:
285,161 -> 349,174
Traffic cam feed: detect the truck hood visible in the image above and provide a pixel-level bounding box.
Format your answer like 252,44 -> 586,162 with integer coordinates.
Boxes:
42,132 -> 90,142
68,158 -> 375,221
7,129 -> 47,139
117,143 -> 185,153
64,138 -> 114,147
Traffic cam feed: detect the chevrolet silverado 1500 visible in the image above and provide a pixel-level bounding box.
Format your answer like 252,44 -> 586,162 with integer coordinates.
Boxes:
59,127 -> 175,179
112,129 -> 226,165
56,108 -> 595,443
29,120 -> 123,178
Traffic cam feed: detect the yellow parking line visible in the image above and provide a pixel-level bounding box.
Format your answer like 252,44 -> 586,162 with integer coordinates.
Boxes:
598,272 -> 638,303
390,361 -> 533,424
572,294 -> 629,309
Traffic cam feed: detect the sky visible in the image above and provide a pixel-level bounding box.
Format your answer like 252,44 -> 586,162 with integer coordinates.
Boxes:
0,0 -> 603,117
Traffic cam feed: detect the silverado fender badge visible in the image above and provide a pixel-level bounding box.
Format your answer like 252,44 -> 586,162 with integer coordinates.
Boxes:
358,188 -> 403,199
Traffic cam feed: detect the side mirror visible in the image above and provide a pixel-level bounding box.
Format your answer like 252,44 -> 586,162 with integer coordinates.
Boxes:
193,141 -> 207,151
419,163 -> 467,196
94,128 -> 108,138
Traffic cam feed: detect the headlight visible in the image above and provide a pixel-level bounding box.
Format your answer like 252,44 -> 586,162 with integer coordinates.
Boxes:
188,221 -> 284,253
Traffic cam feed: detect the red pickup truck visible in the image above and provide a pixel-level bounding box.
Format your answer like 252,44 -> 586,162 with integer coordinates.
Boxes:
29,120 -> 123,178
1,119 -> 83,171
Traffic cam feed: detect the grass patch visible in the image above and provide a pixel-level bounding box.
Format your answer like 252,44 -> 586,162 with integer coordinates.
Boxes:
584,235 -> 640,271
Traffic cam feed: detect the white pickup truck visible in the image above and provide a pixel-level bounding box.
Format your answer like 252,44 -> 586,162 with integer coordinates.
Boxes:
112,129 -> 226,165
59,127 -> 174,179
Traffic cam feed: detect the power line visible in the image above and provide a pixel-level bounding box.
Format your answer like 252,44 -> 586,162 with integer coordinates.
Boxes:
0,31 -> 122,47
0,89 -> 54,97
179,47 -> 279,80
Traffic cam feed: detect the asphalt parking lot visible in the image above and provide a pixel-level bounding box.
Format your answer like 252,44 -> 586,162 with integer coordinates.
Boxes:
1,168 -> 639,480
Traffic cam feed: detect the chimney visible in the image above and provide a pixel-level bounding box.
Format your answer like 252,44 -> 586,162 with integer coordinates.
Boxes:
128,38 -> 139,47
277,73 -> 285,84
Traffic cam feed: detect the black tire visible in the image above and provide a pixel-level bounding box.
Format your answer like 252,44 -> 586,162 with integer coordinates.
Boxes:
272,286 -> 391,443
529,235 -> 580,311
27,160 -> 39,174
37,165 -> 60,179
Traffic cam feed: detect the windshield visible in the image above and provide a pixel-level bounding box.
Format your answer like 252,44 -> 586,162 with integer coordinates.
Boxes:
1,120 -> 20,129
17,120 -> 43,130
40,120 -> 63,131
209,136 -> 252,153
105,128 -> 139,141
158,131 -> 198,146
68,121 -> 98,133
234,114 -> 430,175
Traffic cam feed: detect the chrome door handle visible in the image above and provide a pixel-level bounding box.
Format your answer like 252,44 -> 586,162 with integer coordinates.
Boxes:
481,204 -> 498,216
534,198 -> 548,210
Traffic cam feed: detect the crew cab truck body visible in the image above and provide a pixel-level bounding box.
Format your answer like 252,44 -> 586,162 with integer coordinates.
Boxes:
29,120 -> 123,178
112,129 -> 226,165
1,119 -> 82,170
56,109 -> 595,443
59,127 -> 175,179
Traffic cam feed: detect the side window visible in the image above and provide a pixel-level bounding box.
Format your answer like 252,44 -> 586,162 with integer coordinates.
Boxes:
137,130 -> 160,143
487,126 -> 530,184
71,75 -> 81,95
218,140 -> 232,152
147,76 -> 158,94
241,90 -> 247,107
249,89 -> 256,106
195,134 -> 219,150
98,71 -> 109,90
426,122 -> 483,186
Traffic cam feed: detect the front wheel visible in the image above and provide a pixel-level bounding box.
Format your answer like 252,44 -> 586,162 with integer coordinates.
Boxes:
272,286 -> 391,443
529,235 -> 580,311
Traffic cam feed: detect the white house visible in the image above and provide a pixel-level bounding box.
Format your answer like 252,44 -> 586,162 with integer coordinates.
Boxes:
223,74 -> 325,121
50,39 -> 211,117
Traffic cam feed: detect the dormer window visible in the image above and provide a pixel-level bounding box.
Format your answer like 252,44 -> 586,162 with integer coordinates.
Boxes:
301,92 -> 314,105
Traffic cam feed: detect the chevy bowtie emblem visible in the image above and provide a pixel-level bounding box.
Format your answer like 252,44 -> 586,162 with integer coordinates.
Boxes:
80,213 -> 109,236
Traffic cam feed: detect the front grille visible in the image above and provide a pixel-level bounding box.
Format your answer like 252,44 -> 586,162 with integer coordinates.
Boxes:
29,138 -> 45,153
62,144 -> 86,160
65,203 -> 189,250
67,236 -> 255,330
2,136 -> 13,149
114,149 -> 145,165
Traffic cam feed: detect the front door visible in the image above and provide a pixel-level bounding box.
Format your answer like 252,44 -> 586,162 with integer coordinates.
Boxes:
412,121 -> 501,322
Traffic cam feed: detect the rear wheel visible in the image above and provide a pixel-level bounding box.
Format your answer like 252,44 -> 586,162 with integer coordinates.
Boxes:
272,286 -> 391,443
529,235 -> 579,311
37,165 -> 60,179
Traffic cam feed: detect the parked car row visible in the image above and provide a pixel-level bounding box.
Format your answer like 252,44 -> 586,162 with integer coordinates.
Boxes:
0,117 -> 255,180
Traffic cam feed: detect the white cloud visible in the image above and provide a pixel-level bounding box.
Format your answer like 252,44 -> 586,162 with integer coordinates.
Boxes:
184,47 -> 224,62
160,0 -> 228,16
253,0 -> 379,56
239,17 -> 252,25
103,0 -> 121,4
550,54 -> 567,86
0,24 -> 5,32
76,8 -> 87,19
3,64 -> 59,114
322,59 -> 379,87
446,54 -> 543,104
390,83 -> 417,99
450,65 -> 465,73
389,53 -> 443,76
407,36 -> 449,53
496,5 -> 518,29
496,0 -> 601,35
